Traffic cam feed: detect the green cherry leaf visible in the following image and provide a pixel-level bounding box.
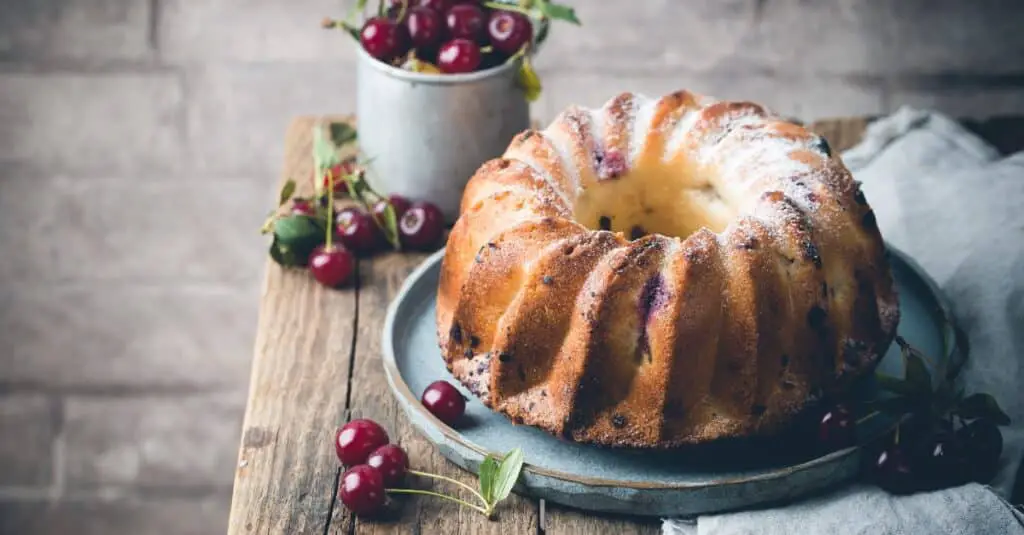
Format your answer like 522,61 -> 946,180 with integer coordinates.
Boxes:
491,447 -> 525,505
484,2 -> 531,16
864,395 -> 916,417
273,214 -> 326,263
328,122 -> 358,148
478,455 -> 500,505
260,209 -> 278,235
875,373 -> 919,397
904,350 -> 932,395
278,179 -> 297,207
956,393 -> 1011,426
313,125 -> 342,172
269,239 -> 286,266
269,238 -> 303,267
274,214 -> 323,244
516,55 -> 542,102
340,20 -> 360,41
539,1 -> 581,25
379,202 -> 401,250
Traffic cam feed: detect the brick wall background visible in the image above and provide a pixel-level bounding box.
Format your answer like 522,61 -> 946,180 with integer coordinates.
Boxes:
1,1 -> 1023,533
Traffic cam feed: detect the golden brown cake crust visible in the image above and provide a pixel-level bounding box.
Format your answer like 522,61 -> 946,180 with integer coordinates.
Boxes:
436,90 -> 900,448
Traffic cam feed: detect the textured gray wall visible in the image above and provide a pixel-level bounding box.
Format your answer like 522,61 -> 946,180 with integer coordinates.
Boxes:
1,1 -> 1022,533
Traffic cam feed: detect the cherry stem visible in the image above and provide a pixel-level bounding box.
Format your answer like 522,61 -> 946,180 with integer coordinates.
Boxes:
408,469 -> 488,507
894,423 -> 901,445
396,0 -> 408,22
856,410 -> 880,425
385,488 -> 489,515
487,2 -> 532,16
325,168 -> 335,249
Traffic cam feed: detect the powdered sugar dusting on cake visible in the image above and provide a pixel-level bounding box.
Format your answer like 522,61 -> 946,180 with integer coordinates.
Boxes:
628,94 -> 659,164
509,145 -> 573,208
507,159 -> 567,210
704,128 -> 814,205
548,106 -> 597,196
664,105 -> 707,157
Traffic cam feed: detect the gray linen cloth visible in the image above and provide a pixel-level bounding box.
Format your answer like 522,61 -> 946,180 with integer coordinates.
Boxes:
663,107 -> 1024,535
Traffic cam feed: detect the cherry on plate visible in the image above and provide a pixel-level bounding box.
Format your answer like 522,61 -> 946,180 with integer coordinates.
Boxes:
337,208 -> 382,254
366,444 -> 410,487
487,10 -> 532,55
958,419 -> 1003,483
437,39 -> 481,73
339,465 -> 386,516
399,201 -> 445,249
914,432 -> 970,490
360,17 -> 410,62
421,380 -> 466,426
817,404 -> 856,451
309,245 -> 355,288
335,419 -> 390,466
871,444 -> 918,495
445,4 -> 487,43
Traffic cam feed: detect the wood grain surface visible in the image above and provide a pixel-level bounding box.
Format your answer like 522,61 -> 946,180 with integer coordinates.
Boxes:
228,115 -> 1018,534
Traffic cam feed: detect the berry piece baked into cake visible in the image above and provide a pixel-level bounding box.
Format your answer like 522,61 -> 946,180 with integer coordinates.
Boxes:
436,90 -> 899,447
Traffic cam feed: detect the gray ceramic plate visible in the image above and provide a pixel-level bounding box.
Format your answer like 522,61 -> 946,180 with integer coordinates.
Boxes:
381,247 -> 955,517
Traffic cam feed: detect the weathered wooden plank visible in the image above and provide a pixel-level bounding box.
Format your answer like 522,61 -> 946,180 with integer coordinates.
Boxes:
325,253 -> 539,534
227,118 -> 358,535
542,502 -> 661,535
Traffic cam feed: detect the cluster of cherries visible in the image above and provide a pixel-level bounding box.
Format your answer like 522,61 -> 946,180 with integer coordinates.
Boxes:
358,0 -> 534,74
816,404 -> 1004,494
298,161 -> 446,289
334,380 -> 466,515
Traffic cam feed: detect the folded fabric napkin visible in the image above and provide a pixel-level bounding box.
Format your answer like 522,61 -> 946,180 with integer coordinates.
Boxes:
663,107 -> 1024,535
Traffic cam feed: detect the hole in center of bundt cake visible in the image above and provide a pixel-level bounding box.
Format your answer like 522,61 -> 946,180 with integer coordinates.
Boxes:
573,162 -> 737,240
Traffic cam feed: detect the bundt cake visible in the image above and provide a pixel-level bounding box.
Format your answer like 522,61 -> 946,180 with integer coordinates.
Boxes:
436,90 -> 900,448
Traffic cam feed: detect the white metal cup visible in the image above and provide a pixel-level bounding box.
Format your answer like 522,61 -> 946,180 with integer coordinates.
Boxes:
355,46 -> 531,223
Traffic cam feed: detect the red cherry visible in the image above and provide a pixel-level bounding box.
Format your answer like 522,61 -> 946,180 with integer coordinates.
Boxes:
366,444 -> 409,487
872,444 -> 918,495
339,465 -> 386,516
421,380 -> 466,426
399,202 -> 445,250
309,245 -> 355,288
914,432 -> 971,490
487,10 -> 532,55
372,194 -> 412,225
958,419 -> 1004,484
817,404 -> 856,451
436,39 -> 481,74
335,419 -> 390,466
445,4 -> 487,43
360,17 -> 410,62
416,0 -> 452,13
336,208 -> 382,254
406,7 -> 444,53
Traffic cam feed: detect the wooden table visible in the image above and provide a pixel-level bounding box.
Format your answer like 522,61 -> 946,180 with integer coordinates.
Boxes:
227,116 -> 1024,534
